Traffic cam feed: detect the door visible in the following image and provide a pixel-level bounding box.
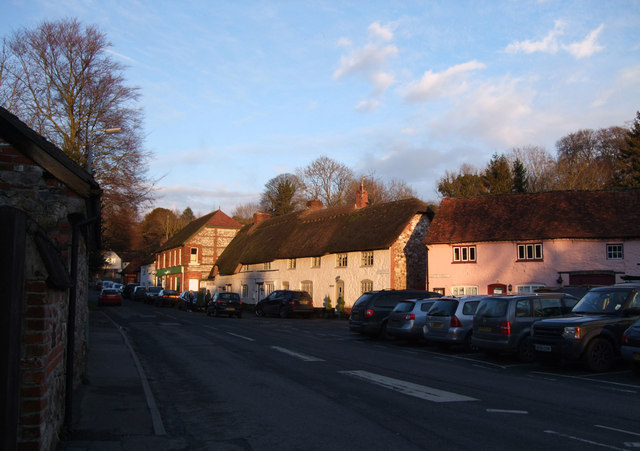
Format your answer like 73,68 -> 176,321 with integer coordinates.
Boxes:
488,283 -> 507,295
336,279 -> 345,311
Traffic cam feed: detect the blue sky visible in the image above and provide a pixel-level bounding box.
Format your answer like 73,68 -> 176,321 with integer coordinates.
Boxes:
2,0 -> 639,216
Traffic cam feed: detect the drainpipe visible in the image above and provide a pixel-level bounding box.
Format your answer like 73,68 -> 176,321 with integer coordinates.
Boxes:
64,216 -> 97,433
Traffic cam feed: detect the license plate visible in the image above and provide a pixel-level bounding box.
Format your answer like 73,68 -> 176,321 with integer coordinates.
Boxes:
299,300 -> 309,305
535,344 -> 552,352
478,326 -> 492,333
225,307 -> 236,311
633,353 -> 640,361
431,322 -> 443,328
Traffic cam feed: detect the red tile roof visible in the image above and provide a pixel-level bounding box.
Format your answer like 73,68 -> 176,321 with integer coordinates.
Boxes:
425,189 -> 640,244
158,209 -> 243,252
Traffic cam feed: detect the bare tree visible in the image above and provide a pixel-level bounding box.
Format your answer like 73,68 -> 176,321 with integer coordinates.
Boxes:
0,18 -> 153,254
298,156 -> 355,207
232,202 -> 260,225
350,172 -> 417,204
509,146 -> 557,192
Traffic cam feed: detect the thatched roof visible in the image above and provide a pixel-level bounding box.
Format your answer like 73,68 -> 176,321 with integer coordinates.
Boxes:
158,209 -> 243,252
215,198 -> 432,275
425,189 -> 640,245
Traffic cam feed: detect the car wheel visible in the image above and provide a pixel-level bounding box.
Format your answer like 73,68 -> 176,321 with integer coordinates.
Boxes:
517,336 -> 535,363
237,312 -> 242,319
255,307 -> 264,317
464,333 -> 479,353
584,337 -> 615,372
378,321 -> 390,340
279,307 -> 288,319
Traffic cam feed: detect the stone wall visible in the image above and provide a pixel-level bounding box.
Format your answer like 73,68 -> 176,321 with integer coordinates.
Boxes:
1,139 -> 90,450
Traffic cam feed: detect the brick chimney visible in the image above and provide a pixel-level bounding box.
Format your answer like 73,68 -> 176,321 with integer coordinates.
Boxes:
356,176 -> 369,209
252,211 -> 271,225
306,198 -> 324,211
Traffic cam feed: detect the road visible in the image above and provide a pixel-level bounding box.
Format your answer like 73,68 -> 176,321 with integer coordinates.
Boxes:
101,298 -> 640,450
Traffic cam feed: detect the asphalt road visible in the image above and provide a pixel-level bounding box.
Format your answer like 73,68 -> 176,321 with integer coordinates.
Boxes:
101,298 -> 640,450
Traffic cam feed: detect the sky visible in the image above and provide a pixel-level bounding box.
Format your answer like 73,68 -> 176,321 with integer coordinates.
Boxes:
2,0 -> 639,217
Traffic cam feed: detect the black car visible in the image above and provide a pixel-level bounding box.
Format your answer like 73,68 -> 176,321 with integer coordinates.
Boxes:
349,289 -> 441,338
122,283 -> 137,299
132,286 -> 147,302
621,318 -> 640,374
532,283 -> 640,372
207,292 -> 243,318
255,290 -> 314,318
144,286 -> 163,304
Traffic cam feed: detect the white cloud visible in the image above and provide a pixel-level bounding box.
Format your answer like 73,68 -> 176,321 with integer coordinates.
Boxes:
333,44 -> 398,79
368,21 -> 394,42
505,20 -> 565,55
401,60 -> 486,102
563,24 -> 604,59
336,37 -> 352,48
355,99 -> 380,112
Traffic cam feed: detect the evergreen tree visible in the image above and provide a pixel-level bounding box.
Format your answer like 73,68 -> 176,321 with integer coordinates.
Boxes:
617,111 -> 640,188
512,159 -> 528,193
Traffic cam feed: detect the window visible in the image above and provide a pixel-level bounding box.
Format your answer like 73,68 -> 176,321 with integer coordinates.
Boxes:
607,244 -> 623,260
451,286 -> 478,296
361,279 -> 373,294
288,258 -> 296,269
265,282 -> 274,296
263,262 -> 271,270
242,284 -> 248,298
282,281 -> 289,290
337,253 -> 348,267
517,243 -> 543,261
311,257 -> 321,268
453,245 -> 476,262
301,280 -> 313,297
190,247 -> 198,263
361,251 -> 374,267
517,284 -> 545,293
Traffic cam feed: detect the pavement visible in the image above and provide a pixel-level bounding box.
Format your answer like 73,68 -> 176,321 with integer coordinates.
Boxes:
58,308 -> 180,451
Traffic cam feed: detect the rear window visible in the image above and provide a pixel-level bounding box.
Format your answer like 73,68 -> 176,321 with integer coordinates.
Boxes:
428,300 -> 459,316
393,301 -> 415,313
420,301 -> 436,312
475,299 -> 508,318
462,301 -> 479,315
353,293 -> 375,308
102,289 -> 118,295
219,292 -> 240,301
372,294 -> 406,308
162,290 -> 178,296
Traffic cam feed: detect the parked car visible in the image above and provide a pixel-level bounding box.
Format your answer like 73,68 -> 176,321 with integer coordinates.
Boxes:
386,298 -> 440,341
155,289 -> 180,307
99,288 -> 122,306
102,280 -> 114,290
112,282 -> 124,292
122,283 -> 137,299
207,292 -> 243,318
424,296 -> 485,351
532,283 -> 640,372
621,318 -> 640,374
144,286 -> 163,304
472,293 -> 578,362
349,289 -> 441,338
132,286 -> 147,302
179,290 -> 199,311
255,290 -> 314,318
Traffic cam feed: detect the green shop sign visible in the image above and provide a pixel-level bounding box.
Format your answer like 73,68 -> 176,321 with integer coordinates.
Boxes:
155,266 -> 182,277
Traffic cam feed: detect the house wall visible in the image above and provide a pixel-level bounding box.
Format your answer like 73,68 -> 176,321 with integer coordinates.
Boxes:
0,140 -> 90,450
210,249 -> 392,308
391,214 -> 429,290
427,238 -> 640,295
139,263 -> 155,287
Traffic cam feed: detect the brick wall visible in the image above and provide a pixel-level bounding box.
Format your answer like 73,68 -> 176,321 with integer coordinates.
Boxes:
1,139 -> 90,450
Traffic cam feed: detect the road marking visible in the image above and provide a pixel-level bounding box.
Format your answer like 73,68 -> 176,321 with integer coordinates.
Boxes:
339,370 -> 477,403
532,371 -> 640,390
544,430 -> 625,450
486,409 -> 528,414
158,322 -> 181,326
270,346 -> 324,362
227,332 -> 255,342
595,425 -> 640,437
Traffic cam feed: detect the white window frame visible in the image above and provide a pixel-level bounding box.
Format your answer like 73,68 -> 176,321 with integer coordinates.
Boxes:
311,256 -> 321,268
451,286 -> 478,296
453,245 -> 476,262
190,247 -> 198,264
361,279 -> 373,294
517,284 -> 545,293
301,280 -> 313,297
517,243 -> 543,261
337,253 -> 348,268
606,243 -> 623,260
361,251 -> 374,267
288,258 -> 296,269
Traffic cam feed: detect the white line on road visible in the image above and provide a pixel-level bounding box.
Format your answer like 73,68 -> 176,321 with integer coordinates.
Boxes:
486,409 -> 528,414
531,371 -> 640,390
544,430 -> 625,450
595,425 -> 640,437
227,332 -> 255,342
270,346 -> 324,362
339,370 -> 477,403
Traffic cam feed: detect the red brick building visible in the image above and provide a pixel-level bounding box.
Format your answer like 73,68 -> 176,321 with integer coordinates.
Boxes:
0,107 -> 101,450
154,210 -> 242,292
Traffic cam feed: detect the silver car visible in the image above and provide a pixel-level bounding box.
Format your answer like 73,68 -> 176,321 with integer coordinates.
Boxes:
387,298 -> 440,341
424,296 -> 485,351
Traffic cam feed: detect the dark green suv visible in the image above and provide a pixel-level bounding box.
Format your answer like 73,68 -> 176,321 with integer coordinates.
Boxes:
532,283 -> 640,372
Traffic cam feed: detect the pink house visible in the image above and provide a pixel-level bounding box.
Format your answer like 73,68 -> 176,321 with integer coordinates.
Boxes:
425,190 -> 640,296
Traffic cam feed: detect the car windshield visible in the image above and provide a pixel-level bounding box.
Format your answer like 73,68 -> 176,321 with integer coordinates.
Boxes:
163,290 -> 178,296
393,301 -> 415,313
572,289 -> 632,314
475,299 -> 508,318
428,300 -> 459,316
